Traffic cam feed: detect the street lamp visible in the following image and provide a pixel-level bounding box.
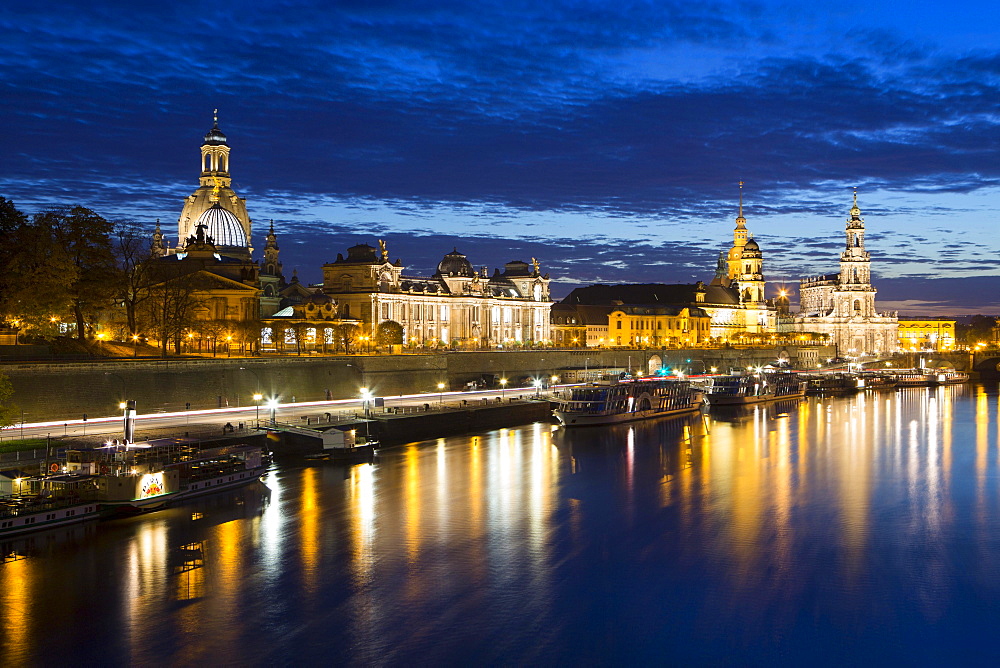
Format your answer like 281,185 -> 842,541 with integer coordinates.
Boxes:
104,372 -> 134,442
240,366 -> 262,403
253,393 -> 263,426
500,377 -> 508,400
533,378 -> 542,398
437,382 -> 445,407
360,387 -> 372,417
131,333 -> 140,358
266,398 -> 279,425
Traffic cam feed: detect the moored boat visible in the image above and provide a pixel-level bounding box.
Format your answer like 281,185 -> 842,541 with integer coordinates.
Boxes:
705,372 -> 807,406
858,372 -> 898,391
1,441 -> 268,536
928,370 -> 969,385
554,377 -> 703,427
0,474 -> 101,537
893,370 -> 936,388
804,372 -> 862,396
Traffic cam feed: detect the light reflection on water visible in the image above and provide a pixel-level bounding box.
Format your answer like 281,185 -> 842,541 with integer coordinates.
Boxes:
6,385 -> 1000,663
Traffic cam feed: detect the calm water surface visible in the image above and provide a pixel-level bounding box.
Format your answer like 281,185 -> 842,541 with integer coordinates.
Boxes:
4,384 -> 1000,665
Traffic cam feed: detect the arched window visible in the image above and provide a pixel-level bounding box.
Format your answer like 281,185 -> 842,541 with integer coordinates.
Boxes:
853,299 -> 861,312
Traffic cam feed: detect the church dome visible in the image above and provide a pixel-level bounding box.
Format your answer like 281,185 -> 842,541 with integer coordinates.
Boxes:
436,249 -> 475,277
196,203 -> 246,248
744,238 -> 759,251
204,122 -> 227,146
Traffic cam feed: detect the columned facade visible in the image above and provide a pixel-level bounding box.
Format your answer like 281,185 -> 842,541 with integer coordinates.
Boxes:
322,244 -> 552,348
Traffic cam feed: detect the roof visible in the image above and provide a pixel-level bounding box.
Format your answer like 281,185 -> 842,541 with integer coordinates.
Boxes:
435,249 -> 476,277
562,283 -> 740,307
196,203 -> 246,248
551,302 -> 615,326
610,305 -> 711,318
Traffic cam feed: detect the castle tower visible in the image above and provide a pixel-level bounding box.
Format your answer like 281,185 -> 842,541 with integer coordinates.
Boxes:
836,189 -> 876,317
176,111 -> 252,255
737,235 -> 765,304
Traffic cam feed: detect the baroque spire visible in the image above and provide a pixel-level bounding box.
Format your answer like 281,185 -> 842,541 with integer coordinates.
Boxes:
736,181 -> 746,227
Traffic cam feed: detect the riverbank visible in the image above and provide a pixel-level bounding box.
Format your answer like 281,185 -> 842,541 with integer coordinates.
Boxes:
2,346 -> 833,423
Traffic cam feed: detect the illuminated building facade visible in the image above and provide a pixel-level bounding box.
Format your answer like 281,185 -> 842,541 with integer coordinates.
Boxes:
779,192 -> 898,357
608,306 -> 712,347
322,243 -> 552,347
897,318 -> 955,351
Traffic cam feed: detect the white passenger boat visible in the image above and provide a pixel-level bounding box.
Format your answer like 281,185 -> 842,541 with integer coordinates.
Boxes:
554,377 -> 703,427
1,442 -> 267,537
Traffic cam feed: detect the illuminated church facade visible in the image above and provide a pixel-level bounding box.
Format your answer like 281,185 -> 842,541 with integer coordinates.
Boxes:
779,192 -> 898,357
150,113 -> 284,326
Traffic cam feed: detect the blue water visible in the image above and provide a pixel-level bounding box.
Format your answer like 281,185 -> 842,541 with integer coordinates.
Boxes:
3,385 -> 1000,665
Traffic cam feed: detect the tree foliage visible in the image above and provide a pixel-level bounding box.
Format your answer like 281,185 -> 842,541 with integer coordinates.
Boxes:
956,315 -> 997,345
376,320 -> 404,347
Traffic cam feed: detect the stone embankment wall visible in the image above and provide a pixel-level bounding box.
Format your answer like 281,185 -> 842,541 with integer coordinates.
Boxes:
2,345 -> 834,422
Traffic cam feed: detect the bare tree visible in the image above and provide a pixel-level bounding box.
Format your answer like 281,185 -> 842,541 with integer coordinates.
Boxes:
140,265 -> 204,357
335,323 -> 361,354
112,219 -> 156,338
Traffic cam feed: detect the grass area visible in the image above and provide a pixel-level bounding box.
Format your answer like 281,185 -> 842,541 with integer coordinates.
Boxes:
0,438 -> 54,453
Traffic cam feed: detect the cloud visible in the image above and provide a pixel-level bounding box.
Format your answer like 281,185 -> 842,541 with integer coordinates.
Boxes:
4,1 -> 1000,310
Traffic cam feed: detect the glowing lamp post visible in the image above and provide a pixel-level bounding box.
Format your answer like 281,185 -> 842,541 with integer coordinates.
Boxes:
500,377 -> 508,400
132,334 -> 140,358
533,378 -> 542,398
266,398 -> 279,426
360,387 -> 372,417
253,393 -> 263,427
437,382 -> 445,407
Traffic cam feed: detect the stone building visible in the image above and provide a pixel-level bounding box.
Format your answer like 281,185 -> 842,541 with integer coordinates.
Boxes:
608,306 -> 712,347
779,192 -> 898,357
897,318 -> 956,352
261,293 -> 360,354
144,115 -> 288,351
553,187 -> 777,347
556,284 -> 720,347
321,242 -> 552,347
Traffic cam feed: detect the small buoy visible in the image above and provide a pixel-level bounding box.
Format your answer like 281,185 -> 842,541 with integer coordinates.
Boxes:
50,462 -> 59,473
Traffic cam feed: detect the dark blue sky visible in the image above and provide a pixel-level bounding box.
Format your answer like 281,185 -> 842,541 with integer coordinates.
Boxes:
3,1 -> 1000,313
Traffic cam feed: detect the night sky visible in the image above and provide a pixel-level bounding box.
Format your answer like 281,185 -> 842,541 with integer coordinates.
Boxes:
4,1 -> 1000,314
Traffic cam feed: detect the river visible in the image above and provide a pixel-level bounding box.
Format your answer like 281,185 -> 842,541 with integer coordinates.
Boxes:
3,384 -> 1000,665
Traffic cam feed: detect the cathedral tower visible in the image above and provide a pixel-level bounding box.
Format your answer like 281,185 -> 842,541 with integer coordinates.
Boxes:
836,189 -> 876,317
